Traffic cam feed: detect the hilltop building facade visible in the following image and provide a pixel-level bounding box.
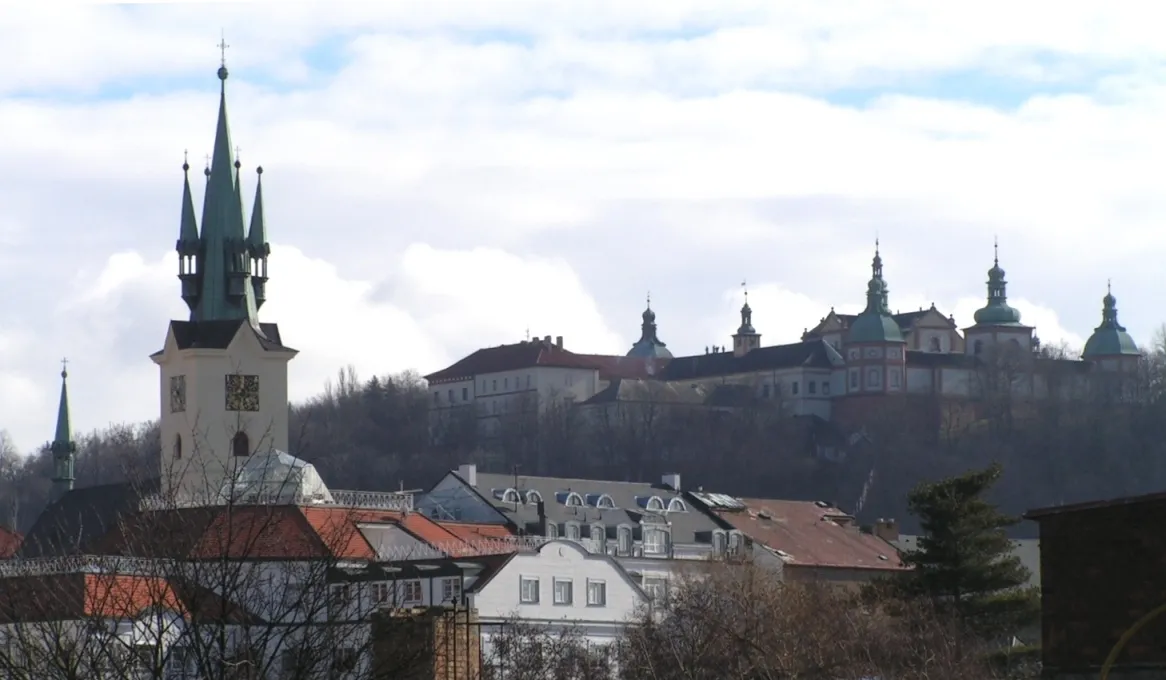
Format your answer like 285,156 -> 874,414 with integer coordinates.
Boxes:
425,243 -> 1142,439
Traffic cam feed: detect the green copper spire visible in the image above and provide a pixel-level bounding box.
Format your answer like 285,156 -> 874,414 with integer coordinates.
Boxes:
248,167 -> 270,309
1083,281 -> 1140,358
176,60 -> 268,332
50,360 -> 76,502
972,240 -> 1022,325
847,240 -> 904,343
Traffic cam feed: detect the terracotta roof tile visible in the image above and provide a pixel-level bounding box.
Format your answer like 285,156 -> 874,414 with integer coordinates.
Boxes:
712,498 -> 906,572
424,340 -> 603,383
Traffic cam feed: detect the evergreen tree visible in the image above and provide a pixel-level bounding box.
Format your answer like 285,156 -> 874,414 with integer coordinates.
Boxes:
889,462 -> 1039,640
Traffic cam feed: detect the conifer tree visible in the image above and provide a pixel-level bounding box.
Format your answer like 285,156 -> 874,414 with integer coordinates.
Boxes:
890,462 -> 1039,640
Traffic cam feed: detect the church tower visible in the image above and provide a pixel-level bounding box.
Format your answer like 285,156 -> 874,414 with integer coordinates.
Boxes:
627,294 -> 674,360
843,242 -> 907,394
153,57 -> 298,504
1082,282 -> 1141,372
964,242 -> 1033,357
49,362 -> 76,503
732,285 -> 761,357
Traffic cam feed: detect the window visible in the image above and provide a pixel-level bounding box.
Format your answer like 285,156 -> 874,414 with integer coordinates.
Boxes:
433,391 -> 440,404
596,494 -> 616,509
849,370 -> 858,388
401,579 -> 422,604
168,646 -> 193,679
929,336 -> 941,352
501,488 -> 521,504
643,577 -> 668,602
232,431 -> 250,457
481,380 -> 485,392
644,528 -> 667,555
504,377 -> 509,389
526,374 -> 531,388
822,381 -> 830,395
371,582 -> 392,606
808,381 -> 817,394
728,532 -> 744,557
565,492 -> 584,507
587,580 -> 607,606
617,526 -> 633,556
761,384 -> 770,398
526,490 -> 543,504
565,523 -> 581,540
644,496 -> 665,512
441,577 -> 462,603
329,584 -> 351,613
553,578 -> 574,605
462,387 -> 469,400
974,340 -> 983,355
868,368 -> 881,387
520,577 -> 540,604
890,370 -> 901,388
448,389 -> 454,402
712,530 -> 726,556
792,381 -> 800,395
591,523 -> 606,550
332,648 -> 358,676
492,379 -> 497,391
546,523 -> 558,539
667,498 -> 687,512
173,434 -> 182,460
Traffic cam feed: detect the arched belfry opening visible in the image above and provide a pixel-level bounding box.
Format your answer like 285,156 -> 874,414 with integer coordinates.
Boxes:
232,431 -> 250,457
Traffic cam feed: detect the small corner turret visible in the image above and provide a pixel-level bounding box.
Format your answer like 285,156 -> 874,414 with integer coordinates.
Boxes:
627,292 -> 673,360
964,240 -> 1032,357
843,241 -> 906,395
1083,280 -> 1140,368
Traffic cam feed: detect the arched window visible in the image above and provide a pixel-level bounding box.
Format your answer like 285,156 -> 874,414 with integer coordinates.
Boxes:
867,368 -> 881,387
526,490 -> 543,504
617,526 -> 633,556
929,336 -> 941,352
565,492 -> 584,507
173,434 -> 182,460
565,523 -> 581,540
667,498 -> 687,513
590,523 -> 606,551
232,431 -> 250,457
645,496 -> 665,512
974,340 -> 984,355
546,523 -> 558,539
501,488 -> 521,504
712,530 -> 727,557
728,531 -> 744,557
596,494 -> 616,510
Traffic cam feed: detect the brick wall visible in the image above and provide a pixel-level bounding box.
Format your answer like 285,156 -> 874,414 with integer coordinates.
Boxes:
371,607 -> 482,680
1036,499 -> 1166,676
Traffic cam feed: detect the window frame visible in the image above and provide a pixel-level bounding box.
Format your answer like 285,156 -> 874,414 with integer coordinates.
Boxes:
519,576 -> 540,604
586,579 -> 607,607
553,578 -> 574,606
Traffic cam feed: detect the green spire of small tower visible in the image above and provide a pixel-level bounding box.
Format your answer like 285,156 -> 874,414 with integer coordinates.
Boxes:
50,359 -> 76,502
248,166 -> 270,309
847,240 -> 904,343
175,52 -> 268,332
972,240 -> 1022,325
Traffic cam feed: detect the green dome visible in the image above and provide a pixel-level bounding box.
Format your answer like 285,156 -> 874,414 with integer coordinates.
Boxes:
847,312 -> 904,343
1082,289 -> 1139,358
972,250 -> 1023,326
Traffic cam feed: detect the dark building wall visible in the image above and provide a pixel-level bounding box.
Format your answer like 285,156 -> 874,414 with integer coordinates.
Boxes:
1035,498 -> 1166,677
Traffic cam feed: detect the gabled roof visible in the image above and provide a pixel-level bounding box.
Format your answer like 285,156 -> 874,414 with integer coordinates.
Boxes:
692,495 -> 906,572
0,572 -> 183,624
659,340 -> 834,382
20,479 -> 160,558
424,339 -> 604,384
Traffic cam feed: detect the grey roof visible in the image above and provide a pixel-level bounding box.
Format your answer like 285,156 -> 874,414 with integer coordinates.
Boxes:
659,340 -> 834,382
19,478 -> 160,558
895,534 -> 1040,588
150,319 -> 293,358
468,472 -> 722,545
847,311 -> 905,343
581,379 -> 754,408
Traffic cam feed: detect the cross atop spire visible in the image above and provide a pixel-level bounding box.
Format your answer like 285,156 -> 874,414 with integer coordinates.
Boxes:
218,33 -> 230,67
60,357 -> 68,378
50,362 -> 76,502
994,235 -> 999,266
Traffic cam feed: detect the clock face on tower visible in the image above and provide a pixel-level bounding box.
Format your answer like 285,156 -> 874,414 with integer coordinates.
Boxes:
169,375 -> 186,413
225,374 -> 261,412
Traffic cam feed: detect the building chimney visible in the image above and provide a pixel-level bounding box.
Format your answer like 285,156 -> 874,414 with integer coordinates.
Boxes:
873,518 -> 899,543
555,336 -> 563,349
457,464 -> 477,487
661,473 -> 681,491
536,499 -> 547,536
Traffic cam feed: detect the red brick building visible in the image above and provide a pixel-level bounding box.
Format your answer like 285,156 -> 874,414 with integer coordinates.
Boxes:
1027,492 -> 1166,679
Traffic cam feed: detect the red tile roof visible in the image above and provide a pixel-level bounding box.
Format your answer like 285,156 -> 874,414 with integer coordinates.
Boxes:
0,526 -> 22,558
712,498 -> 907,572
0,573 -> 183,624
425,340 -> 606,383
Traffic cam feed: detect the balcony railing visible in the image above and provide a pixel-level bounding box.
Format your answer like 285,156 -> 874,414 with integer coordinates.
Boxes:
139,489 -> 414,512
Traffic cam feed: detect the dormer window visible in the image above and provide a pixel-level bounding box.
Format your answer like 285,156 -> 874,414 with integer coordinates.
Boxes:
929,336 -> 941,352
617,525 -> 632,556
667,498 -> 687,513
712,530 -> 727,556
565,522 -> 581,540
502,488 -> 521,504
555,491 -> 584,507
728,531 -> 744,557
637,496 -> 665,512
596,494 -> 615,509
525,490 -> 543,504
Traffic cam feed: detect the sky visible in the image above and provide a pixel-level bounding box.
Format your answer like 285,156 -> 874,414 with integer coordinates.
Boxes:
0,1 -> 1163,452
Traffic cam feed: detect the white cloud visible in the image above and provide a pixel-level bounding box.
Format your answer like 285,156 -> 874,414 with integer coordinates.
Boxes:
1,4 -> 1165,452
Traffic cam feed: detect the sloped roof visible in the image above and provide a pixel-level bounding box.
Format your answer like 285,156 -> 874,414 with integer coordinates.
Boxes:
151,319 -> 293,357
20,479 -> 160,558
0,573 -> 183,624
698,496 -> 906,572
463,472 -> 722,545
424,339 -> 604,383
659,340 -> 834,382
0,527 -> 22,558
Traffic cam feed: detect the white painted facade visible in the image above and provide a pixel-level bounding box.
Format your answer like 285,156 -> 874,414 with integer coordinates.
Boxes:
153,323 -> 297,502
470,540 -> 647,660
